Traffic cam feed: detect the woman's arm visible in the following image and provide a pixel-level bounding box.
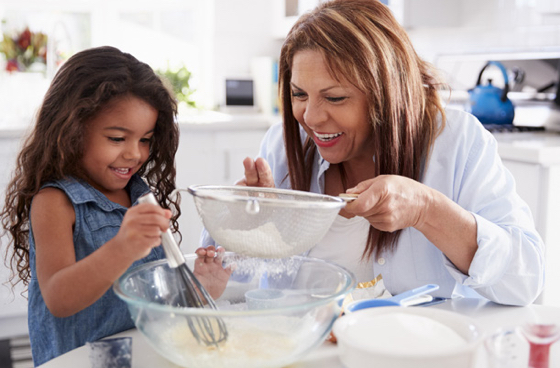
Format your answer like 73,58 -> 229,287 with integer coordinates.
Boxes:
345,175 -> 477,274
346,110 -> 544,305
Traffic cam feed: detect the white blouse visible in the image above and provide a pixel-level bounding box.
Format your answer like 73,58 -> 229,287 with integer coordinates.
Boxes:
308,215 -> 373,283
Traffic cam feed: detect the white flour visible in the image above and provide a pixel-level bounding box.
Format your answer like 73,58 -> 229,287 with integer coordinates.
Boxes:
214,222 -> 298,258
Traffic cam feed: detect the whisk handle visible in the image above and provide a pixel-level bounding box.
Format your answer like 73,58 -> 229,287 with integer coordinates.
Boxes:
138,192 -> 185,268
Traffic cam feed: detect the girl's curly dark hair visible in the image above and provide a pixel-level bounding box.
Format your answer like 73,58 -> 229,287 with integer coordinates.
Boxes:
1,46 -> 180,287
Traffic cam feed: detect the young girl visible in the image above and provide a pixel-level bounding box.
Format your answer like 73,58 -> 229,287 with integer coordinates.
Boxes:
0,46 -> 207,366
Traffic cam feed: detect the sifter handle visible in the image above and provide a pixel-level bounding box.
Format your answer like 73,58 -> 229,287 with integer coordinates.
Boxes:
138,192 -> 185,268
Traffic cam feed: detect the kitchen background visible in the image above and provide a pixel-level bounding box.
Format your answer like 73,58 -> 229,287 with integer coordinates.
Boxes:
1,0 -> 560,358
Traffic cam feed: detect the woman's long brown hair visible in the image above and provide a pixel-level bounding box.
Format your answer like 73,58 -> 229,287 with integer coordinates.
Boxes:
278,0 -> 447,259
1,46 -> 180,287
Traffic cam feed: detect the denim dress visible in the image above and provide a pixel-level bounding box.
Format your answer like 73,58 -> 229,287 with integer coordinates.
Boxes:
27,175 -> 165,366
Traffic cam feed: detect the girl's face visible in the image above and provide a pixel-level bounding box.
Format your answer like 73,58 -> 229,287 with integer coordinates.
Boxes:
81,95 -> 157,201
290,50 -> 374,165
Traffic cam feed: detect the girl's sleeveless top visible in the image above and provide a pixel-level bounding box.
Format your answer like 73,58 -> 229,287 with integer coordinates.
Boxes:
27,175 -> 165,366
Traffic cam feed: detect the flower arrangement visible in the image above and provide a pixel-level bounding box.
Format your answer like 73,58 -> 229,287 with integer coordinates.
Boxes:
0,27 -> 48,72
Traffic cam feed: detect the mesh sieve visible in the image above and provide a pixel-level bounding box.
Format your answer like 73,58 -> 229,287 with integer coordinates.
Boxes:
186,185 -> 347,258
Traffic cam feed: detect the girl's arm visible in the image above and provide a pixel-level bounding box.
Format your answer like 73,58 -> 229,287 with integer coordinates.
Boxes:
31,187 -> 171,317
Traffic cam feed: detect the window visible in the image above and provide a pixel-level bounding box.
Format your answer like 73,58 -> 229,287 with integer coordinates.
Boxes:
0,0 -> 215,121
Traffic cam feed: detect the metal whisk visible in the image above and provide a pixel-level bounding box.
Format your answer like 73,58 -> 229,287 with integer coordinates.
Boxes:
138,193 -> 228,348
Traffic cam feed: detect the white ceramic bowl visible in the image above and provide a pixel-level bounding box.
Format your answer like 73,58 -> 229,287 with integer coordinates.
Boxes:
332,307 -> 483,368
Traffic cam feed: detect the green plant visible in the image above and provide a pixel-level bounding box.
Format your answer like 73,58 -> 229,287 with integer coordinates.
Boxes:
157,64 -> 196,108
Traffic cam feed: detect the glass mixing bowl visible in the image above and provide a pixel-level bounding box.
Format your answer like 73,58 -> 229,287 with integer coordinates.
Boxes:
114,252 -> 355,368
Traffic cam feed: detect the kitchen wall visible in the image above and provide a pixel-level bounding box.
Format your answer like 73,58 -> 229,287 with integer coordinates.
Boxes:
405,0 -> 560,62
5,1 -> 557,117
211,0 -> 284,108
210,0 -> 560,105
401,0 -> 560,101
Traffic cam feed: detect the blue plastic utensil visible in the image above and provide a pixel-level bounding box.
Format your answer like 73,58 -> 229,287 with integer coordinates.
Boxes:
345,284 -> 440,313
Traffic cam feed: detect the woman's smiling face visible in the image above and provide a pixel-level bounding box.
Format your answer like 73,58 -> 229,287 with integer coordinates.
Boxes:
290,49 -> 374,165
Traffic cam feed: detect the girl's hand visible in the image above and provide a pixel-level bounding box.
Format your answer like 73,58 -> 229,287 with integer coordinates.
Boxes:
114,203 -> 172,262
194,246 -> 233,300
236,157 -> 275,187
343,175 -> 431,232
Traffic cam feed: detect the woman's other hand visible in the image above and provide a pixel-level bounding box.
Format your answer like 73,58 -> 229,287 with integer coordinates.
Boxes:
194,245 -> 233,300
236,157 -> 275,187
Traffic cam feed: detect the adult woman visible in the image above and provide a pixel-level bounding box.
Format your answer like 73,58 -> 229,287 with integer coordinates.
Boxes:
225,0 -> 543,306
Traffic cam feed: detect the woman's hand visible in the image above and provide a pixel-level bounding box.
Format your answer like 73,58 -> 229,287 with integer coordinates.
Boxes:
345,175 -> 477,274
194,245 -> 233,300
236,157 -> 275,187
344,175 -> 430,232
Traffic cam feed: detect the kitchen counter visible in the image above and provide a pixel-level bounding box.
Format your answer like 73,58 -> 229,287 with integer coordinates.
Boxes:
177,110 -> 278,131
0,110 -> 277,138
493,130 -> 560,166
37,298 -> 560,368
3,109 -> 560,157
3,113 -> 560,165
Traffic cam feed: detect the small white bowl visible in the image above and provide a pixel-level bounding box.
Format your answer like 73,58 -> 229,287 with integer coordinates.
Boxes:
332,306 -> 483,368
245,288 -> 286,309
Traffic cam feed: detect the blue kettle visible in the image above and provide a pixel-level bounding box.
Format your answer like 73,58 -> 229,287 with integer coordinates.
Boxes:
468,61 -> 515,125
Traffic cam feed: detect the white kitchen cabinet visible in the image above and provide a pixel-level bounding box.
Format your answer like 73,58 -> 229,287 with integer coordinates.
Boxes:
174,121 -> 271,254
384,0 -> 461,28
272,0 -> 462,38
272,0 -> 324,38
0,133 -> 28,323
502,160 -> 560,306
536,0 -> 560,13
495,132 -> 560,306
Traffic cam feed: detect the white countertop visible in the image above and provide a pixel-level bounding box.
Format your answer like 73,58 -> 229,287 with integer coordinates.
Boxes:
177,110 -> 278,131
3,112 -> 560,166
493,131 -> 560,165
38,298 -> 560,368
0,111 -> 278,139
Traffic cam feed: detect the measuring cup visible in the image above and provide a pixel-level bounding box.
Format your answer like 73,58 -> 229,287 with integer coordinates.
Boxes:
345,284 -> 440,313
